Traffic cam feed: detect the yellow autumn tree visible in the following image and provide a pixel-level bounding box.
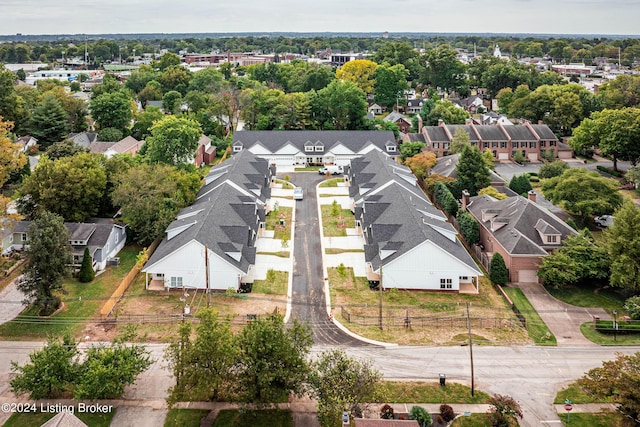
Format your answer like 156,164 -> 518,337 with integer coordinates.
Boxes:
0,116 -> 27,218
335,59 -> 378,94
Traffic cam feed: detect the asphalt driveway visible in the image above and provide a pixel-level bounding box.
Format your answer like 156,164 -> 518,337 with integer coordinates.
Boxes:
0,276 -> 27,325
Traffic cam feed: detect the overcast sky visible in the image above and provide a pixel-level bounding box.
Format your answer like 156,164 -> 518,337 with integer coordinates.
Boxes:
1,0 -> 638,36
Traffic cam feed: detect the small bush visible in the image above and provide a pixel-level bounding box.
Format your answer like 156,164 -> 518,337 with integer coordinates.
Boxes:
439,404 -> 455,422
624,296 -> 640,320
409,406 -> 432,427
380,404 -> 394,420
597,165 -> 625,178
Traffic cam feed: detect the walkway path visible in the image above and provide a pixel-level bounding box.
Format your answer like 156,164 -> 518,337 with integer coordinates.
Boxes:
510,282 -> 608,346
0,276 -> 26,325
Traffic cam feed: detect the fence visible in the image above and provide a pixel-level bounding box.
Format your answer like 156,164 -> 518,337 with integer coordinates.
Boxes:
99,311 -> 269,327
340,306 -> 522,330
99,238 -> 161,319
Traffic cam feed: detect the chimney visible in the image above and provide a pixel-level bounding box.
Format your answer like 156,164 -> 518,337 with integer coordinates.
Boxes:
527,190 -> 537,203
418,115 -> 423,134
438,119 -> 445,127
461,190 -> 470,211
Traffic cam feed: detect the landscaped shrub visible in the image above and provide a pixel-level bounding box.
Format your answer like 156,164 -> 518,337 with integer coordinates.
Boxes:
624,296 -> 640,320
78,247 -> 95,283
489,253 -> 509,286
597,165 -> 625,178
409,406 -> 432,427
457,210 -> 479,245
380,404 -> 394,420
439,404 -> 455,422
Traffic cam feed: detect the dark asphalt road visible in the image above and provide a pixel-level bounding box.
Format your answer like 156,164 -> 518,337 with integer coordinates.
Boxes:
286,172 -> 373,347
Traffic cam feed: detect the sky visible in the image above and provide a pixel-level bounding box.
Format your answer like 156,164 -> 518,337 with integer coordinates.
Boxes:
1,0 -> 639,36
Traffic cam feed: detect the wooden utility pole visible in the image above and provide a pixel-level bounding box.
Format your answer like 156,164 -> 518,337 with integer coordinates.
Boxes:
205,245 -> 210,308
466,302 -> 475,396
378,259 -> 383,330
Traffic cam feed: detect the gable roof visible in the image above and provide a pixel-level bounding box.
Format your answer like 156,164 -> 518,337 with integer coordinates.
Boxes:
232,130 -> 397,156
350,151 -> 480,273
145,150 -> 272,275
68,132 -> 98,148
383,112 -> 410,124
107,135 -> 143,154
466,194 -> 577,255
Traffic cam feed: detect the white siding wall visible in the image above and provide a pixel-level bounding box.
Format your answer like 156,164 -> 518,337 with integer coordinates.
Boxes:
144,240 -> 243,291
382,241 -> 479,291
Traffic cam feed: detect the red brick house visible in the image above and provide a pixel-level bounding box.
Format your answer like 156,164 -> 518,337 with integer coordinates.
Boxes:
463,190 -> 577,283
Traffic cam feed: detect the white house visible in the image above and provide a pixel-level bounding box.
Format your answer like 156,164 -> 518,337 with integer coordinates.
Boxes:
142,150 -> 273,292
349,151 -> 482,292
231,130 -> 398,168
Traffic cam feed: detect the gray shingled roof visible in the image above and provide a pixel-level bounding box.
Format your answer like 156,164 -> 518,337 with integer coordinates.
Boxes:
431,154 -> 460,178
425,127 -> 450,142
145,151 -> 270,276
358,180 -> 479,273
447,125 -> 480,142
232,130 -> 397,155
404,133 -> 425,143
530,124 -> 558,140
348,150 -> 415,200
503,125 -> 534,141
473,126 -> 506,141
466,194 -> 577,255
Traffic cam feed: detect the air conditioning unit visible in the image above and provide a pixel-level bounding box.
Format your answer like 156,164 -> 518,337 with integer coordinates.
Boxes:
107,257 -> 120,266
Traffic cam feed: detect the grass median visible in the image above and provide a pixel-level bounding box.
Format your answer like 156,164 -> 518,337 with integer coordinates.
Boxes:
502,287 -> 557,346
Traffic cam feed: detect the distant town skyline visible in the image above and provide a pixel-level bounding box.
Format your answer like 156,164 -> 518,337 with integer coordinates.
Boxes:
1,0 -> 638,37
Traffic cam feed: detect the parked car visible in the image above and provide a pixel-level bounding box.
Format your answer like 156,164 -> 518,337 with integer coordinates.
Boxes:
293,187 -> 303,200
318,165 -> 343,175
594,215 -> 614,227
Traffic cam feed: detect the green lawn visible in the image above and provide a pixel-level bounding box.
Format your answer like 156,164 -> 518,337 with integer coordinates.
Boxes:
164,409 -> 210,427
294,165 -> 322,171
0,246 -> 140,339
320,205 -> 355,237
580,322 -> 640,345
325,248 -> 364,254
4,410 -> 114,427
275,179 -> 294,189
547,285 -> 626,316
318,178 -> 344,187
379,381 -> 491,404
212,409 -> 293,427
252,271 -> 288,295
451,413 -> 492,426
555,381 -> 608,404
502,287 -> 557,345
265,207 -> 292,241
558,412 -> 620,426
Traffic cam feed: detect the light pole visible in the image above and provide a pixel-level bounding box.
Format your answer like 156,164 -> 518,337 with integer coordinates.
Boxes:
613,310 -> 618,342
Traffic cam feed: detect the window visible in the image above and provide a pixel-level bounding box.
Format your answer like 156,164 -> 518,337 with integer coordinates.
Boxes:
21,233 -> 27,241
540,141 -> 546,148
500,142 -> 507,148
511,141 -> 517,148
547,235 -> 558,243
233,145 -> 242,152
550,141 -> 556,146
433,142 -> 440,148
440,278 -> 452,289
483,142 -> 489,148
170,277 -> 183,288
492,141 -> 498,148
315,145 -> 324,152
529,141 -> 537,149
387,146 -> 396,152
443,143 -> 450,150
304,146 -> 314,152
115,233 -> 119,244
492,150 -> 497,158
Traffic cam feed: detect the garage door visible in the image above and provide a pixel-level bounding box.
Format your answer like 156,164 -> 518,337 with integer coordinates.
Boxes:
518,270 -> 538,283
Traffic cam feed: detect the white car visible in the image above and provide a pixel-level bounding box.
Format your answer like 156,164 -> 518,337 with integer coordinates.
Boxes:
594,215 -> 614,227
293,187 -> 303,200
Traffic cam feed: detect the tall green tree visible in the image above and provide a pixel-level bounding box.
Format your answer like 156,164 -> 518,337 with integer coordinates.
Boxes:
111,163 -> 200,245
373,63 -> 409,110
508,174 -> 533,196
537,229 -> 609,289
17,211 -> 72,315
131,106 -> 164,140
570,108 -> 640,170
90,91 -> 133,133
234,314 -> 312,405
317,80 -> 368,130
604,200 -> 640,291
309,349 -> 382,426
489,253 -> 509,285
455,145 -> 491,196
541,168 -> 623,220
421,44 -> 469,95
450,128 -> 470,154
78,247 -> 95,283
144,115 -> 202,165
10,335 -> 79,399
19,152 -> 107,222
578,352 -> 640,424
400,142 -> 425,161
457,210 -> 479,245
28,93 -> 69,148
73,329 -> 151,400
165,309 -> 237,406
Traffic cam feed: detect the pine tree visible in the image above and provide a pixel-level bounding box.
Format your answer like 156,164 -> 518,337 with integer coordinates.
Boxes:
78,247 -> 95,283
489,253 -> 509,285
28,94 -> 69,148
455,145 -> 490,196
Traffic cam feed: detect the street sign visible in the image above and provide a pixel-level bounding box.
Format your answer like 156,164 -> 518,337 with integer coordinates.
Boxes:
564,403 -> 573,412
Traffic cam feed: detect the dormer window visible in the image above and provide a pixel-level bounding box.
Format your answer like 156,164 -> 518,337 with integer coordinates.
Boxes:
546,235 -> 558,243
233,144 -> 243,152
305,146 -> 314,152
